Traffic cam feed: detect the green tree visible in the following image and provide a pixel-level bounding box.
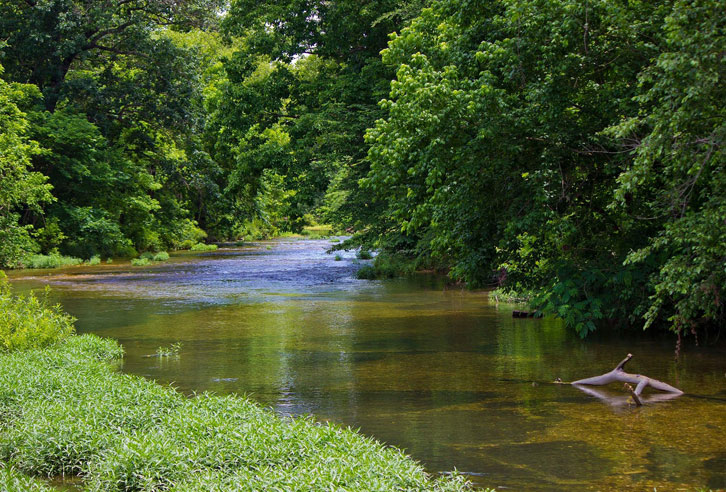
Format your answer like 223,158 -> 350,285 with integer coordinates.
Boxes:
610,0 -> 726,334
0,65 -> 53,267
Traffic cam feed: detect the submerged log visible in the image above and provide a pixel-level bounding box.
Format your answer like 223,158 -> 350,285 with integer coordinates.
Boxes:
512,310 -> 536,318
572,353 -> 683,397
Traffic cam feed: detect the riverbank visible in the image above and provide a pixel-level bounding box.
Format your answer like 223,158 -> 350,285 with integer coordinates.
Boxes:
0,334 -> 472,491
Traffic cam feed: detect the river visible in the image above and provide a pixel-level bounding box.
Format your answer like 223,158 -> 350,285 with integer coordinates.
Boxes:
8,239 -> 726,491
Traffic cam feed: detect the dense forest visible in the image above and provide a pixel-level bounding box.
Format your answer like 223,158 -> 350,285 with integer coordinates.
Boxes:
1,0 -> 723,339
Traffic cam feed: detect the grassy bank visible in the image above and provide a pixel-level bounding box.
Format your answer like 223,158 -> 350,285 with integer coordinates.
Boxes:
0,276 -> 471,491
0,336 -> 470,491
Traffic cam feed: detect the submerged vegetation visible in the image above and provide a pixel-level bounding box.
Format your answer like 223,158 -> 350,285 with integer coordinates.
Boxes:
0,0 -> 723,338
0,277 -> 470,491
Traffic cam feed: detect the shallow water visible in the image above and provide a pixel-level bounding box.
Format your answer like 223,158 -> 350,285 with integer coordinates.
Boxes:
9,239 -> 726,491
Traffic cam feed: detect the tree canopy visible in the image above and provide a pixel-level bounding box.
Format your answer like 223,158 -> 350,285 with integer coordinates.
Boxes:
0,0 -> 722,337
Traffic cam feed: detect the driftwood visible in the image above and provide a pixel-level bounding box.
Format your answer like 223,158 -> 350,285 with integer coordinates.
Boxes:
573,384 -> 682,408
571,354 -> 683,402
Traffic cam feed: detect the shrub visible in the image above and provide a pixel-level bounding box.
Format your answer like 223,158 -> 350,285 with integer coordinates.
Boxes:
152,252 -> 170,262
0,273 -> 75,352
334,255 -> 342,261
130,257 -> 151,266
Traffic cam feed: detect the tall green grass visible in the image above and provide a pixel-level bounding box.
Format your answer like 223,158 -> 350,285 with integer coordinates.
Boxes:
0,335 -> 470,491
0,274 -> 75,352
24,254 -> 83,269
0,465 -> 57,491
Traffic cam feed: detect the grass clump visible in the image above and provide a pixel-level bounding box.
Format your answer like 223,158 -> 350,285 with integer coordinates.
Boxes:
139,251 -> 170,262
156,342 -> 182,358
190,242 -> 218,252
85,256 -> 101,266
24,253 -> 82,269
0,333 -> 471,491
334,254 -> 343,261
130,257 -> 151,266
0,274 -> 75,352
356,248 -> 373,260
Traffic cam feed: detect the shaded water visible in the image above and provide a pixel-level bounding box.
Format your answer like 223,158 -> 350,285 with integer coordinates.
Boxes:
8,239 -> 726,491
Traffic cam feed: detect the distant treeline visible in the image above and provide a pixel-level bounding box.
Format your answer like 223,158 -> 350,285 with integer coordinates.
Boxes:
1,0 -> 723,337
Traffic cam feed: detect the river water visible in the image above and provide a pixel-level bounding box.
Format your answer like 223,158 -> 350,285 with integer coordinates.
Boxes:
8,239 -> 726,491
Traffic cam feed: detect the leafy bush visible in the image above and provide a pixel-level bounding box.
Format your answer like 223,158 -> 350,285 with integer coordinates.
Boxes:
0,336 -> 470,492
190,242 -> 218,252
85,255 -> 101,265
0,273 -> 75,352
152,251 -> 170,262
24,253 -> 83,269
130,257 -> 151,266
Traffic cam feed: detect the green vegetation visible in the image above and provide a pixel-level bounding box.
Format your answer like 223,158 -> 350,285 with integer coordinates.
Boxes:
24,253 -> 83,269
190,243 -> 218,252
356,249 -> 374,260
156,342 -> 183,358
0,0 -> 722,337
360,0 -> 725,338
139,251 -> 170,262
0,274 -> 74,352
0,465 -> 56,492
0,292 -> 469,491
130,258 -> 151,267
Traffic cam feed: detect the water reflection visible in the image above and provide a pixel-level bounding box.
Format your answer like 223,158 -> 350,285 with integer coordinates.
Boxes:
8,239 -> 726,491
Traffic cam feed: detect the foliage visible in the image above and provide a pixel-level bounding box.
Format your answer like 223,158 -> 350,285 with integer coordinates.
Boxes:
0,65 -> 53,268
23,253 -> 83,269
609,0 -> 726,333
0,335 -> 470,491
130,258 -> 151,267
190,243 -> 218,252
0,273 -> 75,352
140,251 -> 170,262
0,465 -> 57,492
156,342 -> 183,358
361,0 -> 724,337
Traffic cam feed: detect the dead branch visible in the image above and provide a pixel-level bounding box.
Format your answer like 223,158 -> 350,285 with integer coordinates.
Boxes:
571,353 -> 683,398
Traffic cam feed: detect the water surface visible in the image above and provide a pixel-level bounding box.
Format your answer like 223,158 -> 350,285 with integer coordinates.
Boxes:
9,239 -> 726,491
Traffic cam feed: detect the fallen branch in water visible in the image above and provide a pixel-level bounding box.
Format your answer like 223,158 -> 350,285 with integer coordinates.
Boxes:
571,353 -> 683,398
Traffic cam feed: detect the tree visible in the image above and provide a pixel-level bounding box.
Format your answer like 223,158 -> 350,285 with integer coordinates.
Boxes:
0,64 -> 53,267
